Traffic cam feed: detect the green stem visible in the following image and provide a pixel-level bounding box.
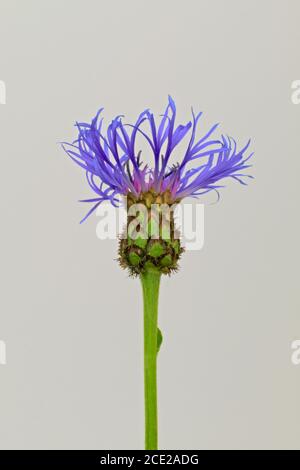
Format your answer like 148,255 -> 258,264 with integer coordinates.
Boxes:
140,269 -> 161,450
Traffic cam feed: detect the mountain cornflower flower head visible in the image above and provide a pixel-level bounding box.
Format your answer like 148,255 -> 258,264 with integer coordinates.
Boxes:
62,96 -> 253,275
62,97 -> 253,449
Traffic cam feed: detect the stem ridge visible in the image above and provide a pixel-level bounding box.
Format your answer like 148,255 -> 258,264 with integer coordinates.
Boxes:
141,270 -> 161,450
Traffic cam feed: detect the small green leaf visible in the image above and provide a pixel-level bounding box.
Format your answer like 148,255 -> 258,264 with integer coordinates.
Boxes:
128,252 -> 141,266
134,236 -> 147,249
148,242 -> 164,258
160,254 -> 172,267
171,239 -> 180,255
144,260 -> 157,271
157,327 -> 163,353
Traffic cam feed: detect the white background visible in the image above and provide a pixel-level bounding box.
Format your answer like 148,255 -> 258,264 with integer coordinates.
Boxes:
0,0 -> 299,449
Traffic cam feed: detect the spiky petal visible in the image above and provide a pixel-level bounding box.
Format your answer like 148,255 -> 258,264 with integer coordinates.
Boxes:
62,97 -> 253,222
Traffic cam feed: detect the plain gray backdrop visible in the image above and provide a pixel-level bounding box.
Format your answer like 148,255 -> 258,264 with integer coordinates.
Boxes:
0,0 -> 299,450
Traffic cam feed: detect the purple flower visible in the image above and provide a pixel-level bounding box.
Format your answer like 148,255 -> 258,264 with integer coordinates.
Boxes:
62,96 -> 253,222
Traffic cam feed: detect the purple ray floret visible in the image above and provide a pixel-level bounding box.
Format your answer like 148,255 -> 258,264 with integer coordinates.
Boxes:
62,96 -> 253,222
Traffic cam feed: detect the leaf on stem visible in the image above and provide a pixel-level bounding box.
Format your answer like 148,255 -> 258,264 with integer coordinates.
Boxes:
157,327 -> 163,353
